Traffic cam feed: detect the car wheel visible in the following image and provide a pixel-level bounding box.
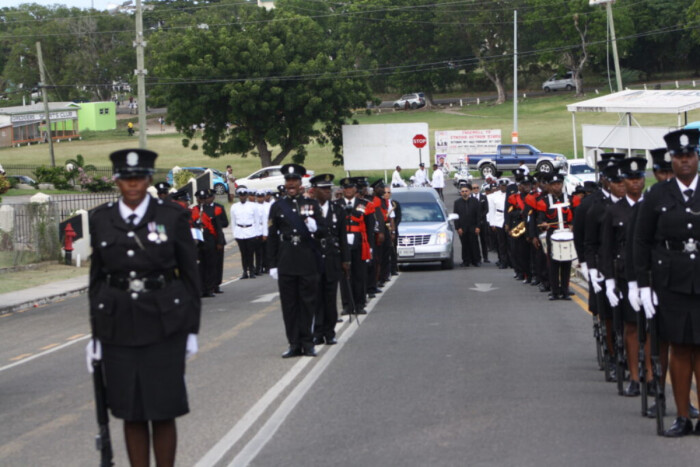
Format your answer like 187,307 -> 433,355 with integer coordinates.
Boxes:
441,249 -> 454,270
566,84 -> 574,91
536,161 -> 554,173
410,102 -> 418,109
480,163 -> 496,179
214,183 -> 227,195
394,104 -> 401,110
544,87 -> 551,93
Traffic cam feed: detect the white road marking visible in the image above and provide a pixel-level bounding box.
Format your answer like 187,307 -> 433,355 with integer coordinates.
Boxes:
0,334 -> 91,373
226,277 -> 397,467
469,283 -> 498,292
251,292 -> 279,303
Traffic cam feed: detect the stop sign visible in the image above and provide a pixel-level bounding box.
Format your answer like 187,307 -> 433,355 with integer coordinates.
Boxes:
413,134 -> 427,148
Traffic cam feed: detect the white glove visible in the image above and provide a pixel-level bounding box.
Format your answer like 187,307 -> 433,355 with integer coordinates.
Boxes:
589,268 -> 604,294
605,278 -> 619,308
186,334 -> 198,359
640,287 -> 658,319
579,262 -> 589,279
627,281 -> 641,312
269,268 -> 279,280
85,339 -> 102,374
304,217 -> 317,233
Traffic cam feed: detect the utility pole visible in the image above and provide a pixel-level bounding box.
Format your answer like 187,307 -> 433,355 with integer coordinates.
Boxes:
135,0 -> 147,148
512,10 -> 518,144
606,1 -> 623,92
36,41 -> 55,167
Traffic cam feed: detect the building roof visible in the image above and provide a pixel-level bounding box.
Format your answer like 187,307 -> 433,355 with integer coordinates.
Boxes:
566,90 -> 700,114
0,102 -> 80,115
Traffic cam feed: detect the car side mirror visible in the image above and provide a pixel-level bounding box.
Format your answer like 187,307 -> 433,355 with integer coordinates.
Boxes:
448,213 -> 459,221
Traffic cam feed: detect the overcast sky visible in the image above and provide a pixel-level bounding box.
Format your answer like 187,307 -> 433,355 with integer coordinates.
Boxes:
6,1 -> 120,11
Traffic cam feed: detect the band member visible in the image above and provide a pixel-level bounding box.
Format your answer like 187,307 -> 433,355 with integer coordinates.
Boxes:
205,189 -> 228,293
268,164 -> 326,358
192,189 -> 219,297
536,173 -> 579,300
635,128 -> 700,436
311,174 -> 350,345
86,149 -> 201,467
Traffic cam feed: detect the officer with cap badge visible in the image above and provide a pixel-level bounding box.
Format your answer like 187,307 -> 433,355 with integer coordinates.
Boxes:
635,128 -> 700,436
192,188 -> 220,297
154,181 -> 171,200
369,179 -> 390,289
230,187 -> 260,279
268,164 -> 326,358
310,174 -> 350,345
337,177 -> 374,315
86,149 -> 201,466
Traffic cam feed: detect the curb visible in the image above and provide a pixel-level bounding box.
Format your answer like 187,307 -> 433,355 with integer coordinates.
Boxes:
0,287 -> 89,316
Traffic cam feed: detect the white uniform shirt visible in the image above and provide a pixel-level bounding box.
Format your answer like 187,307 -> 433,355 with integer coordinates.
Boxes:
431,169 -> 445,188
486,191 -> 506,228
391,170 -> 407,187
414,168 -> 428,186
255,201 -> 269,237
230,201 -> 260,239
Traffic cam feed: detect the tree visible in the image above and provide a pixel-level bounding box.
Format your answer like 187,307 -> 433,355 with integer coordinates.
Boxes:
148,6 -> 372,167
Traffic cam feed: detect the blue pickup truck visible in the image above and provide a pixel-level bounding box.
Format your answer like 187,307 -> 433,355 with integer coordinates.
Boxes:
467,144 -> 567,179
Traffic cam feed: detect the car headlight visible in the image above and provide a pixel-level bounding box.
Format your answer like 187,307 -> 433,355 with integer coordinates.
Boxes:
436,232 -> 448,245
556,155 -> 566,161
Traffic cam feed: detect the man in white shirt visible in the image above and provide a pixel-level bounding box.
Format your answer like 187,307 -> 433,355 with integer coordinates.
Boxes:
253,190 -> 269,274
431,163 -> 445,200
487,180 -> 508,268
230,188 -> 261,279
414,163 -> 428,186
391,165 -> 407,187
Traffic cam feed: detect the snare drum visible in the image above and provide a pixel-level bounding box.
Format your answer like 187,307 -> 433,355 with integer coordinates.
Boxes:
550,230 -> 577,262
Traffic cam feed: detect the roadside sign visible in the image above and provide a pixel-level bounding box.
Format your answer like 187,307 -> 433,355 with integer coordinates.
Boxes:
413,134 -> 427,148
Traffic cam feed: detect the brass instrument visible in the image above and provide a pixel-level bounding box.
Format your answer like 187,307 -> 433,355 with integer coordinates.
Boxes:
509,221 -> 527,238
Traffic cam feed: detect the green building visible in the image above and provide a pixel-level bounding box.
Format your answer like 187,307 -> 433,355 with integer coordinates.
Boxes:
77,101 -> 116,131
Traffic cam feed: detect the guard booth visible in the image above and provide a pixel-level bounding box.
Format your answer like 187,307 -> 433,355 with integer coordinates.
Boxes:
0,102 -> 81,147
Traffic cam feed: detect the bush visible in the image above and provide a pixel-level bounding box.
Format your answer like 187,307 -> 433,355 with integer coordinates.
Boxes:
76,167 -> 115,192
33,166 -> 72,190
0,175 -> 10,195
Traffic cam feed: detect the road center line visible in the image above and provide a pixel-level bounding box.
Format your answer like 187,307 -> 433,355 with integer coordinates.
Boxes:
0,334 -> 91,373
227,276 -> 398,467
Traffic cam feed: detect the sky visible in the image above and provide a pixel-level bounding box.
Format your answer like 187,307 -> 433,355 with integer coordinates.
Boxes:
6,1 -> 122,11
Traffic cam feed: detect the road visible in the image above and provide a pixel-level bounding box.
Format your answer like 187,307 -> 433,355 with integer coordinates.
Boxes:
2,187 -> 700,466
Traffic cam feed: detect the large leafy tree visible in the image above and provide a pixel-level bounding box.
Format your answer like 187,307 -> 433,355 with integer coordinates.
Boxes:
148,5 -> 372,167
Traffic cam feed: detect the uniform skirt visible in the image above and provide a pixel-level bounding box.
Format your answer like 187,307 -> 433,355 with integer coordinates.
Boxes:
658,290 -> 700,345
102,332 -> 189,422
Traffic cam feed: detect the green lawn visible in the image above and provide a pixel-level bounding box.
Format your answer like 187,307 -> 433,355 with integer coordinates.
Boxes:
1,92 -> 698,183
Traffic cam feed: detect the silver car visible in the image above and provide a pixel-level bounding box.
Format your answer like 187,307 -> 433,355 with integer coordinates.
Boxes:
392,187 -> 458,269
542,71 -> 576,92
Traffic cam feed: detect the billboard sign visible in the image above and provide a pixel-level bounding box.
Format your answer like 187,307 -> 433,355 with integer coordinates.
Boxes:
434,129 -> 502,166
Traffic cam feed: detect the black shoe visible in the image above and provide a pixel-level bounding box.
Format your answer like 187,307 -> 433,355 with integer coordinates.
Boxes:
240,274 -> 249,280
515,273 -> 523,280
690,404 -> 699,419
646,400 -> 666,418
523,277 -> 531,284
560,295 -> 572,301
282,347 -> 303,359
548,293 -> 559,301
539,284 -> 550,292
472,262 -> 481,267
695,420 -> 700,435
498,265 -> 508,269
646,381 -> 657,397
623,381 -> 641,397
325,337 -> 338,345
356,308 -> 367,315
303,347 -> 317,357
663,417 -> 693,437
337,318 -> 344,323
391,272 -> 399,276
531,280 -> 541,287
214,288 -> 224,294
483,259 -> 490,263
249,273 -> 256,279
460,262 -> 468,267
368,292 -> 376,299
313,336 -> 325,346
202,292 -> 216,298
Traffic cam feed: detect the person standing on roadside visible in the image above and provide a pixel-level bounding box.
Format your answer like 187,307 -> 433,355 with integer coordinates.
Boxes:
226,165 -> 236,203
391,165 -> 407,187
431,163 -> 445,200
86,148 -> 201,467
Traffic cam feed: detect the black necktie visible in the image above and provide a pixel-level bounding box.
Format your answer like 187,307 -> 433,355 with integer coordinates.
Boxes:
685,189 -> 694,201
127,213 -> 137,226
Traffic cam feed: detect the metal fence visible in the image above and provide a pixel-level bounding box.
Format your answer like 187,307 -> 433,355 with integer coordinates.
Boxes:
4,202 -> 62,265
2,164 -> 169,180
48,193 -> 120,220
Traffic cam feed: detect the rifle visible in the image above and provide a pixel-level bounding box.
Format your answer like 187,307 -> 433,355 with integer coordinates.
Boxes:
649,315 -> 665,435
612,301 -> 625,396
638,310 -> 648,417
344,271 -> 360,326
92,356 -> 114,466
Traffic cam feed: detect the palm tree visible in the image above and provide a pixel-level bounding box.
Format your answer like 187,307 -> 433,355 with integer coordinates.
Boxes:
65,154 -> 97,172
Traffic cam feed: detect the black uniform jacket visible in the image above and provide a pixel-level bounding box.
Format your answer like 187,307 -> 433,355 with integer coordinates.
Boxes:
318,201 -> 351,282
476,193 -> 489,226
267,195 -> 326,276
583,190 -> 614,269
634,178 -> 700,293
453,197 -> 481,233
89,197 -> 202,346
337,197 -> 374,252
573,189 -> 599,262
599,197 -> 634,280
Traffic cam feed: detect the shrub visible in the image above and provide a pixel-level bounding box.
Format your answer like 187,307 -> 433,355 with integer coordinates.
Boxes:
77,167 -> 115,192
174,170 -> 195,189
0,175 -> 10,195
33,166 -> 72,190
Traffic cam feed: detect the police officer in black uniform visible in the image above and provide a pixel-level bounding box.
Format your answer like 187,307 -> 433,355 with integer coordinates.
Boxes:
454,183 -> 481,267
154,181 -> 171,200
205,188 -> 229,293
86,149 -> 201,467
193,189 -> 219,297
268,164 -> 326,358
311,174 -> 350,345
635,128 -> 700,437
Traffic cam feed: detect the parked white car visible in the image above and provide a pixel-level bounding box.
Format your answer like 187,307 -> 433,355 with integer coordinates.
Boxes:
542,71 -> 577,92
563,159 -> 596,194
235,165 -> 314,191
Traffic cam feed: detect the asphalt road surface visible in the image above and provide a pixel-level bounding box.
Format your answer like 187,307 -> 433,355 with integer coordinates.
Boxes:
2,187 -> 700,466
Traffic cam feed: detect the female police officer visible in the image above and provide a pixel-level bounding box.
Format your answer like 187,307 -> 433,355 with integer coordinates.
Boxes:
635,129 -> 700,437
86,149 -> 201,465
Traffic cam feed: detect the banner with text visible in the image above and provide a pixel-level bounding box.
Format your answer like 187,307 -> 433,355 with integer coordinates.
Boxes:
434,129 -> 501,168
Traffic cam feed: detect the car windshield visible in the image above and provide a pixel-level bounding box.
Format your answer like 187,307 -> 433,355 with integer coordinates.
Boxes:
400,202 -> 445,223
569,164 -> 595,175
